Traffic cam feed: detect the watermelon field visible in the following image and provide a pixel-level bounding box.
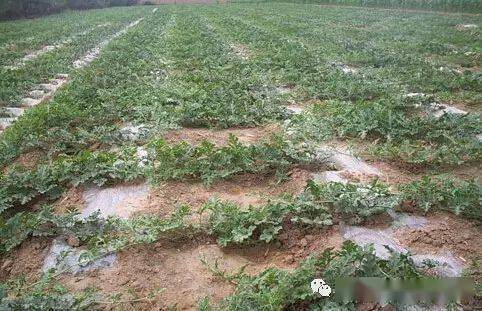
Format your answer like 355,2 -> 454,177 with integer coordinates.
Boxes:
0,2 -> 481,310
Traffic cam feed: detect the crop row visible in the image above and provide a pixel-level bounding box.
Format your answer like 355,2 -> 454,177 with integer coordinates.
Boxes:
0,7 -> 295,168
205,4 -> 481,104
201,5 -> 481,165
0,8 -> 149,106
1,173 -> 479,307
0,5 -> 480,308
264,0 -> 482,13
0,7 -> 148,66
2,5 -> 480,168
0,9 -> 173,166
1,133 -> 480,244
0,5 -> 479,219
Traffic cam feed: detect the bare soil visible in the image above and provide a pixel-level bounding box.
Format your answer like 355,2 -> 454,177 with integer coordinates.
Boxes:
0,237 -> 51,283
54,186 -> 85,214
2,149 -> 44,173
371,159 -> 482,186
59,226 -> 344,310
393,212 -> 482,263
138,168 -> 317,219
51,150 -> 324,220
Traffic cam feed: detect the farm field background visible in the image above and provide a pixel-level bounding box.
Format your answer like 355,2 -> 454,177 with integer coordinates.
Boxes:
0,2 -> 481,310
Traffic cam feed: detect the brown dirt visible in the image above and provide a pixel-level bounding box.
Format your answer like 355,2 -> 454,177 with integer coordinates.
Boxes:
50,166 -> 321,222
0,237 -> 51,283
2,121 -> 480,310
276,225 -> 345,264
2,149 -> 44,173
359,213 -> 395,230
446,92 -> 482,112
370,159 -> 482,187
0,218 -> 343,310
12,150 -> 44,168
369,160 -> 423,186
54,186 -> 85,214
439,161 -> 482,181
312,138 -> 415,185
163,125 -> 279,146
1,176 -> 343,309
393,212 -> 482,263
58,227 -> 343,310
140,168 -> 316,219
335,135 -> 482,182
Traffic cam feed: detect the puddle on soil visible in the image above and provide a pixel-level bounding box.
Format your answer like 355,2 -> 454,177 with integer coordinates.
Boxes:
136,146 -> 148,167
430,103 -> 468,119
0,118 -> 14,131
340,64 -> 357,74
457,24 -> 478,30
81,183 -> 149,219
3,107 -> 24,117
1,74 -> 70,132
73,19 -> 142,69
5,44 -> 61,70
43,184 -> 151,276
411,254 -> 463,277
330,62 -> 357,74
120,123 -> 148,141
329,151 -> 380,176
405,92 -> 428,98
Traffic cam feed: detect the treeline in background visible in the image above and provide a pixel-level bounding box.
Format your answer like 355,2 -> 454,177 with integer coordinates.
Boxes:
233,0 -> 482,13
0,0 -> 140,20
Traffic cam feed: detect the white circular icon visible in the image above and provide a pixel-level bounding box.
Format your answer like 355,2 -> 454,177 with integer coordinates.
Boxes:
311,278 -> 332,297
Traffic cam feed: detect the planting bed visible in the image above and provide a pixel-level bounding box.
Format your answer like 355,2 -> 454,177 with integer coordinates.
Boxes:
0,2 -> 481,310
